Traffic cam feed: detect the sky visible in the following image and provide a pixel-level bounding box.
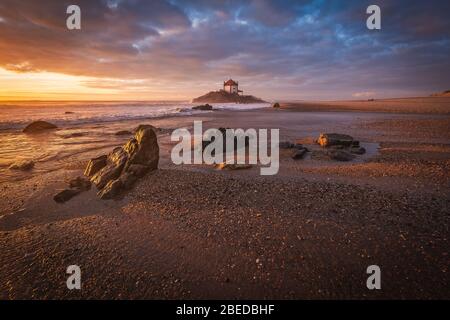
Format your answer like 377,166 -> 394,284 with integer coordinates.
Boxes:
0,0 -> 449,101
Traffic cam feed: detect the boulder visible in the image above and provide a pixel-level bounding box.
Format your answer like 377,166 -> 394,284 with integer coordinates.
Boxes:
98,179 -> 123,200
126,164 -> 149,178
328,150 -> 355,162
272,102 -> 280,108
23,121 -> 57,134
133,124 -> 159,134
86,127 -> 159,199
317,133 -> 354,147
119,172 -> 139,190
9,160 -> 34,171
192,104 -> 213,111
91,147 -> 128,189
84,155 -> 107,177
54,188 -> 82,203
125,127 -> 159,170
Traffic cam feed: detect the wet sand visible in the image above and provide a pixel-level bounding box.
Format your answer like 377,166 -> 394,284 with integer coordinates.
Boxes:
0,98 -> 449,299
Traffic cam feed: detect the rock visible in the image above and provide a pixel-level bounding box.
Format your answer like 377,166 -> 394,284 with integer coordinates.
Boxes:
23,121 -> 57,134
115,130 -> 132,136
87,127 -> 159,199
192,104 -> 213,111
317,133 -> 354,147
119,172 -> 138,190
350,146 -> 366,155
351,140 -> 360,147
272,102 -> 280,108
216,163 -> 252,170
134,124 -> 158,134
126,164 -> 149,178
125,128 -> 159,170
69,176 -> 91,191
91,147 -> 128,189
84,155 -> 107,177
292,148 -> 307,159
53,189 -> 82,203
328,150 -> 355,162
9,160 -> 34,171
98,179 -> 123,199
65,111 -> 75,114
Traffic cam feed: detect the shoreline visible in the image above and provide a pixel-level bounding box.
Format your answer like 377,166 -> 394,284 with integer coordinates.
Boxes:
0,99 -> 449,299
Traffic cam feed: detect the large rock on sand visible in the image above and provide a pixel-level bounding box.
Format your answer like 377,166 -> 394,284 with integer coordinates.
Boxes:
89,127 -> 159,199
317,133 -> 354,147
84,155 -> 107,177
23,121 -> 57,134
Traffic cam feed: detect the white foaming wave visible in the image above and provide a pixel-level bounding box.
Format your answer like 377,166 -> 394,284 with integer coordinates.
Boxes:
210,103 -> 271,110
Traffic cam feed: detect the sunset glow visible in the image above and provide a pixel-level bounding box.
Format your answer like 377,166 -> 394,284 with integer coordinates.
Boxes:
0,0 -> 449,101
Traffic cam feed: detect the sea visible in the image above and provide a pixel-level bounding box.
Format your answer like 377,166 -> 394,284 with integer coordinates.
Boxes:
0,101 -> 269,182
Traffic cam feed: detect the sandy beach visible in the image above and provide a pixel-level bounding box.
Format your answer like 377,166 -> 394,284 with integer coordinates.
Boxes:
0,97 -> 449,299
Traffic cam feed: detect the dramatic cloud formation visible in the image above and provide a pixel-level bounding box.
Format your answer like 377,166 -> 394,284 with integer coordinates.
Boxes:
0,0 -> 449,100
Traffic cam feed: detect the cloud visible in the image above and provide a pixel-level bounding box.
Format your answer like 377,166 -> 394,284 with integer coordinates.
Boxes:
352,91 -> 376,98
4,61 -> 39,73
0,0 -> 449,99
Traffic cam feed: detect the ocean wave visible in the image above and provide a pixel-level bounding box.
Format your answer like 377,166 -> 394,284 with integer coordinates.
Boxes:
0,102 -> 270,131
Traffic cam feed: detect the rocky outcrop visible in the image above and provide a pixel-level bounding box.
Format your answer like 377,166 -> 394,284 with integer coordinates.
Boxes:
192,90 -> 265,104
272,102 -> 280,108
315,133 -> 367,160
430,90 -> 450,97
9,160 -> 34,171
192,104 -> 213,111
317,133 -> 354,147
84,155 -> 107,177
23,121 -> 57,134
87,127 -> 159,199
